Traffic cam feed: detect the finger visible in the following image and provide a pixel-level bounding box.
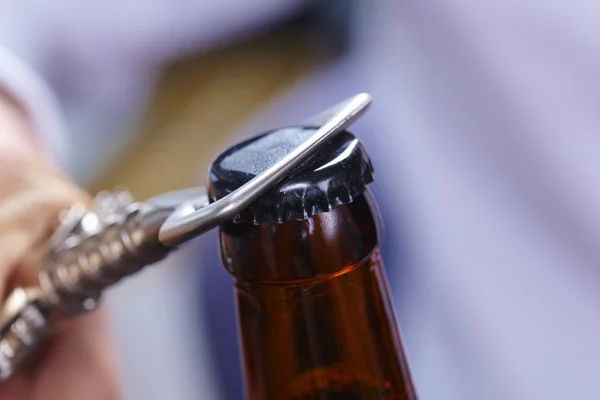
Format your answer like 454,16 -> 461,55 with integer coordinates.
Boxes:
0,372 -> 28,399
0,308 -> 119,400
29,307 -> 121,400
0,177 -> 90,299
7,244 -> 45,289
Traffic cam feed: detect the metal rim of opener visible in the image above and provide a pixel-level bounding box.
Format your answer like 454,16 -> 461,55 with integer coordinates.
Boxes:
0,92 -> 372,382
158,92 -> 372,246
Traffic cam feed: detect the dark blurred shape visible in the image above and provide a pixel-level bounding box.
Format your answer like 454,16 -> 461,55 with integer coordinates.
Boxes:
291,0 -> 358,59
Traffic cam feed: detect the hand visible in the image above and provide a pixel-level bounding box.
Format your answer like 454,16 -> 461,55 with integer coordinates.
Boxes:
0,93 -> 120,399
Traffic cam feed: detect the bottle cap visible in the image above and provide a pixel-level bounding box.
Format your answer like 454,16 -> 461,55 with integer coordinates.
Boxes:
208,126 -> 374,224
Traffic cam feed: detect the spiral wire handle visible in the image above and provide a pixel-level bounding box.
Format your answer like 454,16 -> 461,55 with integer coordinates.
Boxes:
0,93 -> 372,383
0,187 -> 208,381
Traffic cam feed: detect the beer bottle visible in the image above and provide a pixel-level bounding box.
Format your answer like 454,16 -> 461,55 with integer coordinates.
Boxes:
208,126 -> 417,399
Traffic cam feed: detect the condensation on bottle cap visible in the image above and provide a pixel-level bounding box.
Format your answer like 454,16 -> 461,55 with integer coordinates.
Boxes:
208,126 -> 374,224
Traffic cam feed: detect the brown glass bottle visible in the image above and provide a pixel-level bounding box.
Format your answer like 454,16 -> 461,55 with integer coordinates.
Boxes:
209,126 -> 417,400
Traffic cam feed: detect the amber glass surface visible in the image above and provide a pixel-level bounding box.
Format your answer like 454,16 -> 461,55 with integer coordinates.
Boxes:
219,191 -> 417,400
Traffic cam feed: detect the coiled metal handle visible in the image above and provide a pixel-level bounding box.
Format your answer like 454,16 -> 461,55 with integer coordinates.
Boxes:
39,191 -> 172,315
39,188 -> 207,316
0,288 -> 49,381
0,187 -> 208,382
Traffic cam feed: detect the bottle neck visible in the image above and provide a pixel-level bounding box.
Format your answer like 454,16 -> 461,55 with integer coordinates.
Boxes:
219,190 -> 380,284
217,189 -> 416,399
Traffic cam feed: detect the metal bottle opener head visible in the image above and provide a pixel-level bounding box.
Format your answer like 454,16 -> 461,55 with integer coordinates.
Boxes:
158,92 -> 372,246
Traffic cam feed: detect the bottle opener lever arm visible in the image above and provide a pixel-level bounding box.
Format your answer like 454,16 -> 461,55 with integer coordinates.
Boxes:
0,92 -> 372,383
158,92 -> 372,246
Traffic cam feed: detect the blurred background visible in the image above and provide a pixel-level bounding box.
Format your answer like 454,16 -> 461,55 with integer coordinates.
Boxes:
4,0 -> 600,399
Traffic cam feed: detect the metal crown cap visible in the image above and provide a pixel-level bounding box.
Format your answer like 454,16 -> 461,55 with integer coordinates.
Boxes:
208,126 -> 374,224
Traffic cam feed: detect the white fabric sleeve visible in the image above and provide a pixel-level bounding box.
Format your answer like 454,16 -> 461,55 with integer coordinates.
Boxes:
0,45 -> 68,170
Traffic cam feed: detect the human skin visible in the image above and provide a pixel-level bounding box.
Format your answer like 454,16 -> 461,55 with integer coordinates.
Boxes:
0,92 -> 120,400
